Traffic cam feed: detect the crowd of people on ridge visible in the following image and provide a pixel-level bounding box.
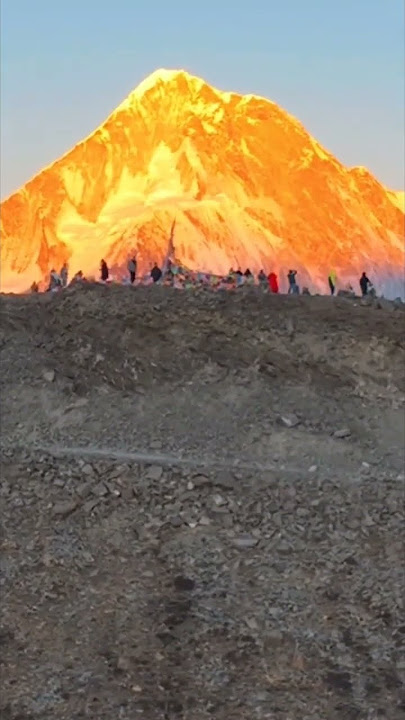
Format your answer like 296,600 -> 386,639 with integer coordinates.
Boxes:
41,256 -> 374,298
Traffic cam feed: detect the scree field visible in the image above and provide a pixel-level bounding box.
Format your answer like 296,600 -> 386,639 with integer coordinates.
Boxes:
1,284 -> 404,720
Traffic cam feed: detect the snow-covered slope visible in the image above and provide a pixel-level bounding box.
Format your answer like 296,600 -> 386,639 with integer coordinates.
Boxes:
387,190 -> 405,212
1,69 -> 404,295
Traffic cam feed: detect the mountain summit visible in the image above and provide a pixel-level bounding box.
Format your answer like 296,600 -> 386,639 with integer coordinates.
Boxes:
1,68 -> 404,294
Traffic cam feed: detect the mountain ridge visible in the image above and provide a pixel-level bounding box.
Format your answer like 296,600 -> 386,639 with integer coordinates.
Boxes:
1,68 -> 404,295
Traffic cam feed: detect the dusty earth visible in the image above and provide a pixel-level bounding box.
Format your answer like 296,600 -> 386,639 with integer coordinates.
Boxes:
0,284 -> 404,719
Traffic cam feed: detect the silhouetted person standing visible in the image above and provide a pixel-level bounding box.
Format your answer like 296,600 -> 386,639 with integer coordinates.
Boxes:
287,270 -> 298,294
359,272 -> 371,296
60,262 -> 69,288
328,270 -> 336,295
48,269 -> 61,292
127,257 -> 137,284
258,269 -> 267,288
151,263 -> 162,283
100,259 -> 109,282
268,272 -> 279,294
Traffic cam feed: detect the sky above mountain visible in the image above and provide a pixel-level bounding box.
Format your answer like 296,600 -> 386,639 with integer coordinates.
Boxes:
1,0 -> 404,198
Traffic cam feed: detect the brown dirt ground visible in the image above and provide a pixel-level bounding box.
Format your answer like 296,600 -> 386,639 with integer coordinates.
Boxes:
0,284 -> 404,719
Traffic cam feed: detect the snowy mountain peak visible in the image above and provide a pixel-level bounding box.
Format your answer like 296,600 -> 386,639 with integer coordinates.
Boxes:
118,68 -> 206,110
1,70 -> 404,296
135,68 -> 194,92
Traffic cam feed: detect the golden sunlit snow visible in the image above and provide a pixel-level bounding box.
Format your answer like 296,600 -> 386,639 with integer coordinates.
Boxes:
1,69 -> 404,294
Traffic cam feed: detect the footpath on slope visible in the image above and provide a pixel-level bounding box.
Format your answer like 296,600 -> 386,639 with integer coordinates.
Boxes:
1,284 -> 404,720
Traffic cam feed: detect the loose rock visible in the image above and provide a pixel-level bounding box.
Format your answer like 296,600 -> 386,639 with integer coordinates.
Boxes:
1,282 -> 404,720
279,413 -> 300,428
232,535 -> 259,549
145,465 -> 163,481
52,500 -> 77,518
334,428 -> 351,438
91,481 -> 109,497
214,471 -> 236,489
173,576 -> 195,592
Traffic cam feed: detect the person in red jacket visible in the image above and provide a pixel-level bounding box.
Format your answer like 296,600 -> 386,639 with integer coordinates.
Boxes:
268,272 -> 279,294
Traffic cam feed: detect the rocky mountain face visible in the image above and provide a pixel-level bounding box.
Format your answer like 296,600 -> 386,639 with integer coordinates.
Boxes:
1,68 -> 404,295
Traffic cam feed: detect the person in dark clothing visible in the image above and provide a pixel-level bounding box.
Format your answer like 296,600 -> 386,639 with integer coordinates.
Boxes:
60,262 -> 69,288
48,269 -> 61,291
151,263 -> 162,283
244,268 -> 252,277
71,270 -> 85,286
100,259 -> 109,282
127,257 -> 137,284
359,271 -> 371,296
287,270 -> 298,294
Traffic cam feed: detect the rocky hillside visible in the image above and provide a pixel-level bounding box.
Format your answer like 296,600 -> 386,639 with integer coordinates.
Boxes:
1,286 -> 404,719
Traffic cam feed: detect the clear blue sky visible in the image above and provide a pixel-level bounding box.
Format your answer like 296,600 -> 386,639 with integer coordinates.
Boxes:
1,0 -> 404,198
